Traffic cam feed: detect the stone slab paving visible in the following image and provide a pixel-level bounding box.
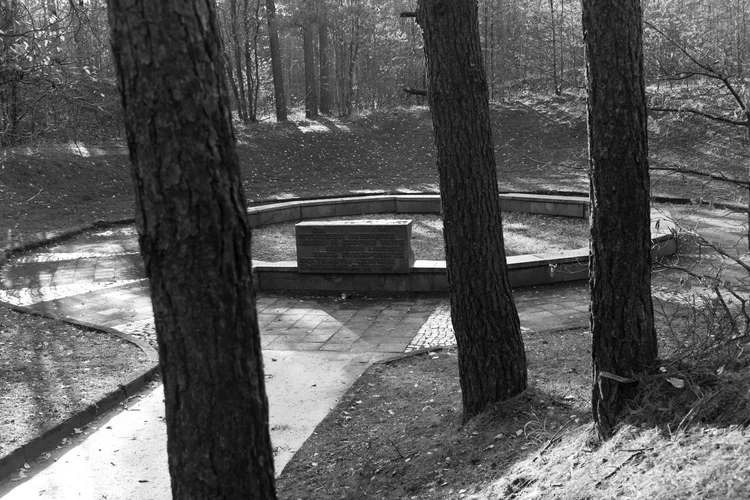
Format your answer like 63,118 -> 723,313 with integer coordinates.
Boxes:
406,282 -> 589,351
0,225 -> 590,355
0,224 -> 591,495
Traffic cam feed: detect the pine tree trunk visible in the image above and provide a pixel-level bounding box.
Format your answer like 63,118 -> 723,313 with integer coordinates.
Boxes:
107,1 -> 277,497
265,0 -> 287,121
319,22 -> 334,115
549,0 -> 560,94
225,50 -> 243,118
302,24 -> 318,118
416,0 -> 527,421
583,0 -> 657,440
247,0 -> 260,123
346,23 -> 359,116
231,0 -> 248,121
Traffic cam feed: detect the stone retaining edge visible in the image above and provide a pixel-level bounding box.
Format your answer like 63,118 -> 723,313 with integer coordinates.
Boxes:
0,300 -> 159,483
0,365 -> 159,483
249,194 -> 678,293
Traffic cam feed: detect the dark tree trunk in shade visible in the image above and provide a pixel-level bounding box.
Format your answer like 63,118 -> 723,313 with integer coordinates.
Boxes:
319,22 -> 334,115
266,0 -> 287,121
302,24 -> 318,118
107,1 -> 277,498
582,0 -> 658,439
416,0 -> 527,421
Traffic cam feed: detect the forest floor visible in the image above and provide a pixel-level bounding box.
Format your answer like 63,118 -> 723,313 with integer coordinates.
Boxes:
2,94 -> 750,498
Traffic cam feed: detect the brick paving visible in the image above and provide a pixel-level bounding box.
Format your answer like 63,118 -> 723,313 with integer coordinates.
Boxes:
0,225 -> 590,355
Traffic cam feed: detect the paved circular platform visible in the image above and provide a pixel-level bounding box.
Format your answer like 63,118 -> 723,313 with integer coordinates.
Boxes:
0,224 -> 591,356
0,221 -> 590,495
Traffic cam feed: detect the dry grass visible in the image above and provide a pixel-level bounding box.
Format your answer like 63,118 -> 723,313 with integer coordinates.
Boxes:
485,424 -> 750,500
278,319 -> 750,500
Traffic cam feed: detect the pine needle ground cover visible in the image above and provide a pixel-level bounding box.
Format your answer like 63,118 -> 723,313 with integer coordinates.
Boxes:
277,306 -> 750,500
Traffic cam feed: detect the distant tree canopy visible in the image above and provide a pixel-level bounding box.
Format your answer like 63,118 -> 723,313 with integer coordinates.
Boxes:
3,0 -> 750,145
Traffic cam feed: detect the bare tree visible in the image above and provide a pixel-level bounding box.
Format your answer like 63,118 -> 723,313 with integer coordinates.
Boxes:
647,20 -> 750,247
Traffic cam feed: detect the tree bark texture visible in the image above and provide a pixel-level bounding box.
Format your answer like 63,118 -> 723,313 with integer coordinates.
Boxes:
583,0 -> 657,439
302,24 -> 318,118
107,1 -> 277,498
265,0 -> 287,121
416,0 -> 527,421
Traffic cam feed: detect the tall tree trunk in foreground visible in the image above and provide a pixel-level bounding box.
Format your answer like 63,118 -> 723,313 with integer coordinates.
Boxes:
416,0 -> 527,421
107,1 -> 277,497
583,0 -> 657,439
266,0 -> 287,121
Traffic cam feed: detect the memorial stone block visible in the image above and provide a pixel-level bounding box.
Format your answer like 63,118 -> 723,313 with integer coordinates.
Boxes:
295,220 -> 415,273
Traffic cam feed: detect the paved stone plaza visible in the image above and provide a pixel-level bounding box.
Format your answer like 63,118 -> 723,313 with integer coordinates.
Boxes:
0,223 -> 593,497
0,224 -> 590,356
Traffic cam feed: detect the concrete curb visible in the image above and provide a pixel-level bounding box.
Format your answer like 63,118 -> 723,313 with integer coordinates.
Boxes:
0,302 -> 159,483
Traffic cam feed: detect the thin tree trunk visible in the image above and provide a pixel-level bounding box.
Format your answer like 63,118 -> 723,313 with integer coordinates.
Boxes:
346,19 -> 360,116
1,0 -> 20,145
225,51 -> 242,118
243,0 -> 257,122
416,0 -> 527,421
583,0 -> 657,439
302,24 -> 318,118
231,0 -> 248,121
335,22 -> 346,114
265,0 -> 287,121
559,0 -> 565,88
489,2 -> 495,100
107,0 -> 277,496
549,0 -> 560,94
251,0 -> 262,119
319,22 -> 333,114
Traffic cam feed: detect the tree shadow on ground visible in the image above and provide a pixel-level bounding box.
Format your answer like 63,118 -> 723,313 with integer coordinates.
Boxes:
277,326 -> 593,499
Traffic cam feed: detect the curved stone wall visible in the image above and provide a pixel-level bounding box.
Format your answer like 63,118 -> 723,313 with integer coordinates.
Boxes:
248,194 -> 675,293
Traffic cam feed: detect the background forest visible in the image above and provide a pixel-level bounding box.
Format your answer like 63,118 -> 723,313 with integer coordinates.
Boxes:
1,0 -> 749,146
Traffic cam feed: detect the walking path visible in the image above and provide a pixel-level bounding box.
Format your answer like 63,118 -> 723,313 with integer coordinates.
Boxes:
0,224 -> 589,499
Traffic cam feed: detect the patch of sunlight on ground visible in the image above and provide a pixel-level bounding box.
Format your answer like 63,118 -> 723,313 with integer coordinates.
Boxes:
394,188 -> 433,194
297,121 -> 332,134
64,143 -> 124,157
296,117 -> 353,134
350,189 -> 386,195
65,143 -> 91,157
271,192 -> 300,200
